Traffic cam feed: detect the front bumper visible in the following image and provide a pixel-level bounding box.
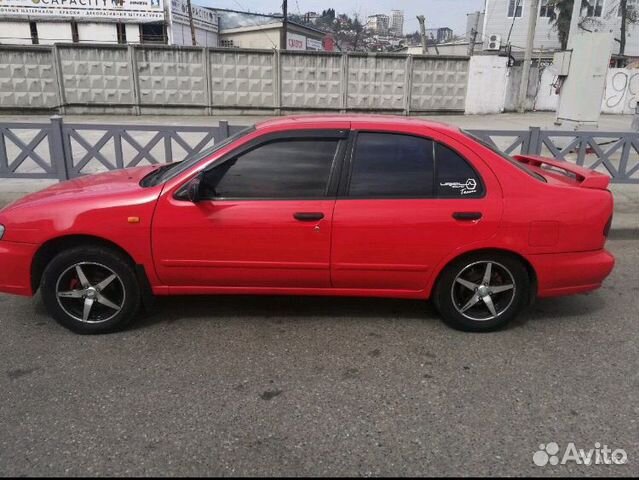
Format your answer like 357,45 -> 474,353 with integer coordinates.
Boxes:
529,249 -> 615,298
0,241 -> 37,296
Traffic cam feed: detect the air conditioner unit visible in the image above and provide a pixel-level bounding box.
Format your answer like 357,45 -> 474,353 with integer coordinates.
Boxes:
485,34 -> 502,51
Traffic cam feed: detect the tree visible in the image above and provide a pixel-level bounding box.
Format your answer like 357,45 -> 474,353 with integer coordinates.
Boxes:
547,0 -> 580,49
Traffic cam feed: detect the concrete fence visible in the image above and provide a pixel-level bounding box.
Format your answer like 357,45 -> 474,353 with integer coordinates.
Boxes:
0,44 -> 470,115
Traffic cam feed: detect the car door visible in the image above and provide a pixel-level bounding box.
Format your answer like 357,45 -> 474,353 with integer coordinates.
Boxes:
330,128 -> 503,292
152,130 -> 347,289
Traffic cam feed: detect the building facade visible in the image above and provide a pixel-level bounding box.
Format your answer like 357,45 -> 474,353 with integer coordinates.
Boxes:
211,9 -> 325,51
366,14 -> 390,35
483,0 -> 639,56
0,0 -> 218,46
390,10 -> 404,37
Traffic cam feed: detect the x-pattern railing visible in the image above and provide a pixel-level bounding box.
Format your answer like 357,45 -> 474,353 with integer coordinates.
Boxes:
0,119 -> 637,183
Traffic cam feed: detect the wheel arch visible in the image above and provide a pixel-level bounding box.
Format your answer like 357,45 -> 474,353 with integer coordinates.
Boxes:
30,235 -> 151,302
430,248 -> 538,306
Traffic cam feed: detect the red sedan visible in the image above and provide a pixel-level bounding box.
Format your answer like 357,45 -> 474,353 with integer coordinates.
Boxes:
0,115 -> 615,333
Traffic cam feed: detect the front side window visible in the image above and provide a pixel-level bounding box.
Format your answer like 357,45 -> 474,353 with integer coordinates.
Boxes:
508,0 -> 524,17
205,138 -> 338,199
348,133 -> 435,198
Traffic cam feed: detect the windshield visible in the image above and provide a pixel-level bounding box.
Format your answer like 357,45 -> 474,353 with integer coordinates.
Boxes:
463,130 -> 546,182
141,125 -> 255,187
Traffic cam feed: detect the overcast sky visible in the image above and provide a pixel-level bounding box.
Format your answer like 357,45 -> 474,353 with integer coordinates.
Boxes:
198,0 -> 486,35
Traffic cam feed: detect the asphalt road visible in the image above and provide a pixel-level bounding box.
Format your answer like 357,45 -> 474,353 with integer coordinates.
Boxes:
0,239 -> 637,476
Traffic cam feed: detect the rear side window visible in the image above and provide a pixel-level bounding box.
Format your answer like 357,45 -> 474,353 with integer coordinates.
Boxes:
436,143 -> 484,198
210,138 -> 338,198
349,133 -> 435,197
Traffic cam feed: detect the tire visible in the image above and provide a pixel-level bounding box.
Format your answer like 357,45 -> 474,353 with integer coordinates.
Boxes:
40,245 -> 141,334
433,252 -> 530,332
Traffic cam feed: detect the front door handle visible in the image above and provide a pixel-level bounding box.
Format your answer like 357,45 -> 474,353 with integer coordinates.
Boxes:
452,211 -> 482,221
294,212 -> 325,222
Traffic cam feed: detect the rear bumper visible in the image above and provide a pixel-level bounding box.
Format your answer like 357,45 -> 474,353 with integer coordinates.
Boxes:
529,249 -> 615,298
0,241 -> 37,296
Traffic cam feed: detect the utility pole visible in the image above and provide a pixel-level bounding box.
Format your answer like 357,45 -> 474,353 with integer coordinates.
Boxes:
567,0 -> 582,49
186,0 -> 197,46
467,12 -> 480,56
281,0 -> 288,50
416,15 -> 428,54
517,0 -> 540,113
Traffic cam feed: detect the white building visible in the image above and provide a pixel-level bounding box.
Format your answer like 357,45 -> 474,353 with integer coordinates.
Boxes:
482,0 -> 639,56
366,14 -> 390,35
390,10 -> 404,37
0,0 -> 218,46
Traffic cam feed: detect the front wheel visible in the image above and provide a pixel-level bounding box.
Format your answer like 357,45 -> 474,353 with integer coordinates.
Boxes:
434,253 -> 530,332
41,246 -> 141,334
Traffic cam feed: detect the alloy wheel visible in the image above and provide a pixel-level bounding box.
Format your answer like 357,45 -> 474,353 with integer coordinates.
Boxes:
55,262 -> 126,324
450,260 -> 516,322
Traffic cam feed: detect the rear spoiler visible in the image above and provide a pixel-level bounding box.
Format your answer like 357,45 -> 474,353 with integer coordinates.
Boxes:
513,155 -> 610,190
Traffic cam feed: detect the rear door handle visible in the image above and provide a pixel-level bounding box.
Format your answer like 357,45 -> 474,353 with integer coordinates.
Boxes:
452,211 -> 482,221
294,212 -> 325,222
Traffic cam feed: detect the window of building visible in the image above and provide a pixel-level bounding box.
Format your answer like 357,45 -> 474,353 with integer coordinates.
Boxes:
587,0 -> 604,17
539,0 -> 553,18
29,22 -> 39,45
220,39 -> 235,48
116,23 -> 127,44
205,138 -> 338,199
508,0 -> 524,17
139,23 -> 167,44
71,21 -> 79,43
619,0 -> 638,16
348,133 -> 435,198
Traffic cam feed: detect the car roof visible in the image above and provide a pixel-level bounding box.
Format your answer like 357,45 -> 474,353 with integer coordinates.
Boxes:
255,114 -> 461,135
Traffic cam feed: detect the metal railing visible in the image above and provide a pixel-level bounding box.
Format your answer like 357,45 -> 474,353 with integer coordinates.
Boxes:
0,118 -> 637,183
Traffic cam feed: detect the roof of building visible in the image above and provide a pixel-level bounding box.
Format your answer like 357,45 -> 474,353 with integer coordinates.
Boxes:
204,6 -> 325,35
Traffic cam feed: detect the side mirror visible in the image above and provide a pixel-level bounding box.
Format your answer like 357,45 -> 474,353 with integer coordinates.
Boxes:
186,175 -> 202,203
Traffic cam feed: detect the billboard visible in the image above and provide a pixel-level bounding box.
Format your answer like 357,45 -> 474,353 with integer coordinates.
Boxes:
169,0 -> 218,32
286,32 -> 305,51
306,37 -> 322,51
0,0 -> 165,22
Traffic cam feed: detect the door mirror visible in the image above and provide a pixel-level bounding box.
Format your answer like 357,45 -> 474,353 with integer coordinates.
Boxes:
186,175 -> 202,203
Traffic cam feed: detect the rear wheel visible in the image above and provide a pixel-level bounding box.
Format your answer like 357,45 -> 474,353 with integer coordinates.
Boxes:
41,246 -> 141,334
434,253 -> 530,332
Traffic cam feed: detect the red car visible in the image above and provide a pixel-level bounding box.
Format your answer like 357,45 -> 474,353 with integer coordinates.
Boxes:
0,115 -> 615,334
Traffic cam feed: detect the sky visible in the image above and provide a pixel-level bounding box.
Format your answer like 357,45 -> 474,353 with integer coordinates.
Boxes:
199,0 -> 486,35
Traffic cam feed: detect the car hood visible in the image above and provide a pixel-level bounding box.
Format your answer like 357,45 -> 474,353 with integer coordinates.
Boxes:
2,166 -> 160,213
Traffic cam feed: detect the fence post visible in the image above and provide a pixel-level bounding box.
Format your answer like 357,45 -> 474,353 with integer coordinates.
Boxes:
274,49 -> 281,115
51,45 -> 66,115
128,45 -> 141,116
219,120 -> 230,140
203,47 -> 212,116
526,126 -> 542,155
49,115 -> 70,181
403,55 -> 414,116
340,52 -> 349,113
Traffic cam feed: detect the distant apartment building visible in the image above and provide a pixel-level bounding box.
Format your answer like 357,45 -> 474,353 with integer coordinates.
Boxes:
425,27 -> 454,44
390,10 -> 404,36
0,0 -> 218,46
482,0 -> 639,56
366,14 -> 390,35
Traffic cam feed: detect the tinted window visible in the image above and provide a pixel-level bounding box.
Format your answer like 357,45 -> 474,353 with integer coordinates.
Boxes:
436,143 -> 483,198
349,133 -> 434,197
208,138 -> 338,198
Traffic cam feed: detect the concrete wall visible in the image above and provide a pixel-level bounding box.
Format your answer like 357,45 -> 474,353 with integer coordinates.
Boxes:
77,23 -> 118,44
465,55 -> 509,114
0,44 -> 470,114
